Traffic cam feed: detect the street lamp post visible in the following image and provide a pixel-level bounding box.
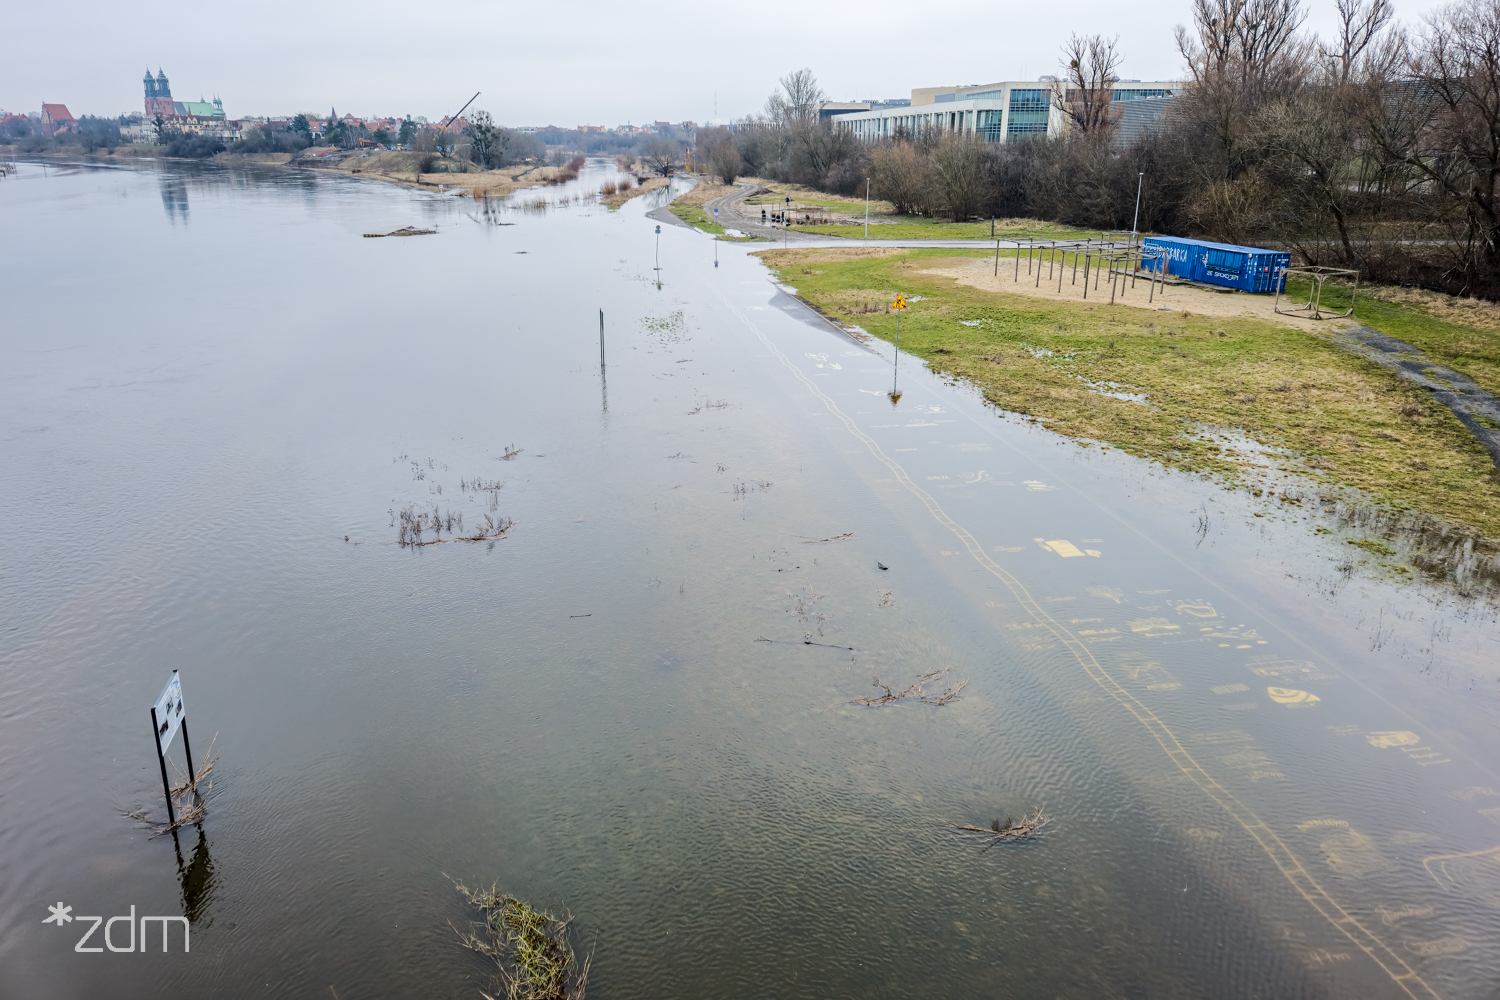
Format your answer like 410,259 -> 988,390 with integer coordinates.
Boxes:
1131,171 -> 1144,245
654,224 -> 662,288
865,178 -> 871,243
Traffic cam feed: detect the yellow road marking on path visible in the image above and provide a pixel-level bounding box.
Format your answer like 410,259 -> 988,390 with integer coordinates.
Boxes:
719,287 -> 1440,999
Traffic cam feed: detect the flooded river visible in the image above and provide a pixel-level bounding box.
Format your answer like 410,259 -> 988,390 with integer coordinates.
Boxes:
3,158 -> 1500,999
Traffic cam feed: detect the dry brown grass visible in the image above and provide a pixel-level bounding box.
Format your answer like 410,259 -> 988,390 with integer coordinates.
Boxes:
672,178 -> 734,207
1360,285 -> 1500,332
601,176 -> 668,209
740,176 -> 896,214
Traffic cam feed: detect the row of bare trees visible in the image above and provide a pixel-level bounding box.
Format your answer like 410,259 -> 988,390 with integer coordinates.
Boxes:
732,0 -> 1500,298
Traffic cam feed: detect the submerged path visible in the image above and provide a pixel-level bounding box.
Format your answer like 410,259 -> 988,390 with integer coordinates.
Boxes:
1335,325 -> 1500,469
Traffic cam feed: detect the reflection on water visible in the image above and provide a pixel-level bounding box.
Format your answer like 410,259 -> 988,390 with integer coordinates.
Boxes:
1,157 -> 1498,1000
159,175 -> 187,222
174,827 -> 215,926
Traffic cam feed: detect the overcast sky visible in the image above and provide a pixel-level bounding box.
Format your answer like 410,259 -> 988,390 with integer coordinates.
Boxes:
4,0 -> 1448,125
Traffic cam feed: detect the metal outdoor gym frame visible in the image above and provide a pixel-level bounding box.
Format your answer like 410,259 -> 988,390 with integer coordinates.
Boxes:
1004,233 -> 1171,306
1274,266 -> 1360,321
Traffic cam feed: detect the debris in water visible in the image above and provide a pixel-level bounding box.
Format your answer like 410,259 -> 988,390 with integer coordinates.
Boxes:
362,225 -> 436,238
954,807 -> 1051,842
851,668 -> 966,706
452,881 -> 591,1000
800,533 -> 854,544
395,504 -> 513,547
877,562 -> 889,570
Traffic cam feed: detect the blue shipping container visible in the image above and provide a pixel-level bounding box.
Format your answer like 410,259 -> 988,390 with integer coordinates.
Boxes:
1141,236 -> 1290,293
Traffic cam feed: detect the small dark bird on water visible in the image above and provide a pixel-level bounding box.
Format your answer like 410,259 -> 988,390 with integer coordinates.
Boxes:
877,562 -> 889,570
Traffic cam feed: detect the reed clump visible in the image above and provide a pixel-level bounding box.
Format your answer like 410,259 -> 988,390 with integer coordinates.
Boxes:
453,882 -> 590,1000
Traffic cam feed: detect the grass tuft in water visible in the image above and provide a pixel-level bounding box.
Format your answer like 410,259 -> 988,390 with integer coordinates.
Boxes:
453,881 -> 590,1000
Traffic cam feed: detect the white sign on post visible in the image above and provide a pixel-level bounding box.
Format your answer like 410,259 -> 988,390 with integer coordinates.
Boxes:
153,672 -> 185,753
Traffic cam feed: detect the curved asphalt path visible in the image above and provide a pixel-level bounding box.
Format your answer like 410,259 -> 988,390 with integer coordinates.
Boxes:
657,178 -> 1036,250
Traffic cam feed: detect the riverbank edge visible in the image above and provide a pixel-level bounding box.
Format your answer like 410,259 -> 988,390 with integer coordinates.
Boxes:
0,146 -> 675,205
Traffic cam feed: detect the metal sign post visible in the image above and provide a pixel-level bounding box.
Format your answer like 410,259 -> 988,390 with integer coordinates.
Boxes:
150,671 -> 194,826
653,224 -> 662,289
891,294 -> 908,396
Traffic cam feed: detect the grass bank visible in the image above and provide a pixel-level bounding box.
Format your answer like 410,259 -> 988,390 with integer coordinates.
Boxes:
756,246 -> 1500,550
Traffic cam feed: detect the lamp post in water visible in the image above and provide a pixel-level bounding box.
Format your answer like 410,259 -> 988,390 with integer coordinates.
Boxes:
654,224 -> 662,288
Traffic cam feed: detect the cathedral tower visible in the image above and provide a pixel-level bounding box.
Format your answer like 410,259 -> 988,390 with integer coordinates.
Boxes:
144,69 -> 175,119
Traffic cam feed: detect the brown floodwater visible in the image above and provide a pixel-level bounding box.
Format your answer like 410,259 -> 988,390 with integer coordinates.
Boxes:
2,157 -> 1499,1000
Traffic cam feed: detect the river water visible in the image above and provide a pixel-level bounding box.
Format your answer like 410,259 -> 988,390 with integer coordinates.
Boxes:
3,158 -> 1500,999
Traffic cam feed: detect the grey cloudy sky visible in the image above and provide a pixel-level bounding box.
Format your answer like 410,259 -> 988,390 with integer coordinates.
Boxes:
6,0 -> 1449,124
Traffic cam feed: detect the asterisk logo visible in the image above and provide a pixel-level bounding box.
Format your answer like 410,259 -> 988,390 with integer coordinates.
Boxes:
43,902 -> 73,926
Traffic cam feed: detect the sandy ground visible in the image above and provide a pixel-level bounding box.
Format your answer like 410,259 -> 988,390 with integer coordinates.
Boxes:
920,256 -> 1356,333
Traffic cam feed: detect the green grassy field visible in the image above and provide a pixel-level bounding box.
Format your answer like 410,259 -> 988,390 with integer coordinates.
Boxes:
757,246 -> 1500,540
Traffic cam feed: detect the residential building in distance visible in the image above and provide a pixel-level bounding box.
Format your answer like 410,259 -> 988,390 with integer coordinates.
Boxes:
831,78 -> 1180,143
41,103 -> 76,135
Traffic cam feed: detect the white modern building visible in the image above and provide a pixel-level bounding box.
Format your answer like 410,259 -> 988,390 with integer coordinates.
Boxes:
832,79 -> 1181,143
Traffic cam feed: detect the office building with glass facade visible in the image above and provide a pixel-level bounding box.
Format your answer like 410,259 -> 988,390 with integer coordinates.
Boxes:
832,79 -> 1180,143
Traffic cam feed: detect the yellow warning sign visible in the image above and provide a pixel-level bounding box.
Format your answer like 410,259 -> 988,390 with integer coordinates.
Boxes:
892,294 -> 908,310
1267,686 -> 1320,705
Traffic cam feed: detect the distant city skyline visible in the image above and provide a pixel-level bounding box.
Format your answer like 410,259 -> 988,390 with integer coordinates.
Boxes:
4,0 -> 1456,124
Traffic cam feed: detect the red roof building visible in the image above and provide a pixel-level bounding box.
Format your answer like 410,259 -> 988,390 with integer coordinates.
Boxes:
41,103 -> 75,135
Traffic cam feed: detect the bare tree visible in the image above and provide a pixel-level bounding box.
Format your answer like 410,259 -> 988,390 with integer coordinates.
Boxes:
709,141 -> 743,185
765,69 -> 825,129
642,138 -> 678,176
1058,34 -> 1123,136
870,141 -> 935,216
931,133 -> 988,221
1177,0 -> 1309,87
1322,0 -> 1396,83
1401,0 -> 1500,291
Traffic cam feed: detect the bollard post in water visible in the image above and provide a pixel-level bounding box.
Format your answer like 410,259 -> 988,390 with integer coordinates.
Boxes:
599,309 -> 605,367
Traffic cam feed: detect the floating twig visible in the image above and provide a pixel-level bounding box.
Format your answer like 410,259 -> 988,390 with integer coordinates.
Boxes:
800,533 -> 854,544
755,636 -> 854,650
954,806 -> 1051,842
851,668 -> 967,706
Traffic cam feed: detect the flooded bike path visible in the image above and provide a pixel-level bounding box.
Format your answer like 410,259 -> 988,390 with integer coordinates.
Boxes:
691,238 -> 1500,999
